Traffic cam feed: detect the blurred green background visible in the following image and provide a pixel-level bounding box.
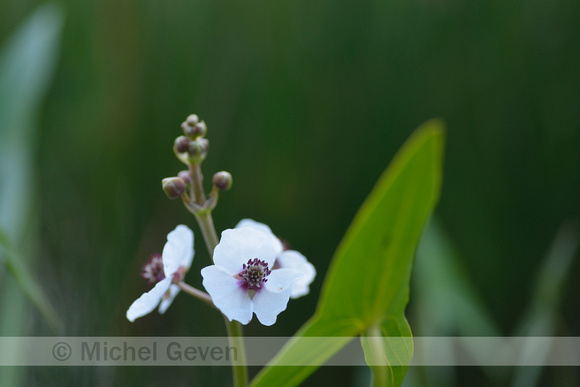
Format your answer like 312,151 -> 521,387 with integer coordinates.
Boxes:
0,0 -> 579,385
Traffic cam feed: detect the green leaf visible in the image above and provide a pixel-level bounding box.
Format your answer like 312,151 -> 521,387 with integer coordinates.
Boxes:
0,228 -> 62,333
250,120 -> 444,387
412,219 -> 500,336
0,3 -> 64,239
0,2 -> 65,337
0,8 -> 64,384
361,316 -> 413,387
510,221 -> 579,387
407,219 -> 502,387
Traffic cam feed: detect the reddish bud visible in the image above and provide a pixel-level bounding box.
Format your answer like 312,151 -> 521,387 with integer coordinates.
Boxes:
213,171 -> 233,191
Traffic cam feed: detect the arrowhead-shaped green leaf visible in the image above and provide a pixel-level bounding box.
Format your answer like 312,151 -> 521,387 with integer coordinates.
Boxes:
250,120 -> 444,387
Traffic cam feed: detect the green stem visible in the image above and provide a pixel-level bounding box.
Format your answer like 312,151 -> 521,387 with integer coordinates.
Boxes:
367,325 -> 387,387
177,282 -> 215,308
189,163 -> 206,205
188,163 -> 219,258
194,212 -> 219,259
187,161 -> 248,387
226,318 -> 249,387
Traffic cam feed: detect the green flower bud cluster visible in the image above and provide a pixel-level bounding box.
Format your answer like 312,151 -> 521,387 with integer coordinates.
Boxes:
162,114 -> 233,213
181,114 -> 207,138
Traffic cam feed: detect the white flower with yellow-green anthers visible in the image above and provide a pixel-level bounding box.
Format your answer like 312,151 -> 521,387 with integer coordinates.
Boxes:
126,225 -> 194,322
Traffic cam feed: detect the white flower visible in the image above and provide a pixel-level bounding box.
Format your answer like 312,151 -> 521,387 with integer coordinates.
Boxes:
235,219 -> 316,298
201,227 -> 301,326
126,225 -> 194,322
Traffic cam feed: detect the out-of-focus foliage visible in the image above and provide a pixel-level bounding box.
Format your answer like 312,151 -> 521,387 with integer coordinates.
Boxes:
405,219 -> 501,387
406,220 -> 579,387
0,3 -> 63,386
510,222 -> 579,387
0,0 -> 579,385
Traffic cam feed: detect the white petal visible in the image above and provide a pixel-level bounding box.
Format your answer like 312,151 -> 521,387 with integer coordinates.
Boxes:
158,284 -> 181,314
252,269 -> 301,326
201,265 -> 253,324
276,250 -> 316,298
126,278 -> 171,322
235,219 -> 283,254
163,225 -> 194,277
213,228 -> 278,275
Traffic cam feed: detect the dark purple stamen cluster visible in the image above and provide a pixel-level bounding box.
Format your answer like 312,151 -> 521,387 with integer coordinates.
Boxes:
240,258 -> 271,289
141,253 -> 165,284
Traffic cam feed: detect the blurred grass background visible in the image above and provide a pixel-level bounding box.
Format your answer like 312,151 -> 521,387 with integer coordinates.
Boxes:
0,0 -> 579,385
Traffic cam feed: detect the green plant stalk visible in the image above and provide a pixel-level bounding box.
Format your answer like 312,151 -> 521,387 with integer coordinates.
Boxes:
367,325 -> 387,387
189,162 -> 206,204
189,163 -> 219,258
188,161 -> 248,387
177,281 -> 215,308
195,212 -> 219,259
226,318 -> 249,387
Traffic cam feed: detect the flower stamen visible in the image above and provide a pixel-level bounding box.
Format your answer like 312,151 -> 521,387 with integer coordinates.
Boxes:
141,254 -> 165,284
240,258 -> 271,290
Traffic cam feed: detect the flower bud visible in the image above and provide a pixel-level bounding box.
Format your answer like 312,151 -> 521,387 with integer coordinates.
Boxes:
162,177 -> 186,199
181,114 -> 206,139
174,136 -> 190,154
178,170 -> 192,185
213,171 -> 233,191
186,114 -> 199,126
198,138 -> 209,153
187,138 -> 208,162
195,121 -> 207,137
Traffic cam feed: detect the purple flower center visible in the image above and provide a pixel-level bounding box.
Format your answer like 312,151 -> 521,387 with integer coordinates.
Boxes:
141,254 -> 165,284
240,258 -> 271,290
